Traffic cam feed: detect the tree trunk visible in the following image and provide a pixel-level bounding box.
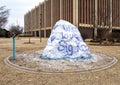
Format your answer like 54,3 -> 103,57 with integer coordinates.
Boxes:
29,31 -> 31,43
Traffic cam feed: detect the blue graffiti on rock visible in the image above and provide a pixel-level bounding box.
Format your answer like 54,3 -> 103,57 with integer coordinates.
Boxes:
57,40 -> 73,56
54,26 -> 89,56
50,35 -> 56,43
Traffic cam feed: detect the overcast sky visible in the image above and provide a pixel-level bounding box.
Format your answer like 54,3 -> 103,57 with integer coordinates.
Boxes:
0,0 -> 44,28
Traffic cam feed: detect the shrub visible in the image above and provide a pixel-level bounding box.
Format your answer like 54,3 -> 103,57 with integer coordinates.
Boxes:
19,34 -> 33,37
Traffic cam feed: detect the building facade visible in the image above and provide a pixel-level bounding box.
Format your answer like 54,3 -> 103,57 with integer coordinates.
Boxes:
24,0 -> 120,39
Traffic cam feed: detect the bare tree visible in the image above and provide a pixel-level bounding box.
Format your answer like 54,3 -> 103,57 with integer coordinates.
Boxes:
0,6 -> 9,29
9,25 -> 23,37
24,13 -> 32,43
26,21 -> 31,43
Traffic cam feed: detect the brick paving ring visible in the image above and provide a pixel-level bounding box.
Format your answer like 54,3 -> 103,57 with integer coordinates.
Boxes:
4,51 -> 118,73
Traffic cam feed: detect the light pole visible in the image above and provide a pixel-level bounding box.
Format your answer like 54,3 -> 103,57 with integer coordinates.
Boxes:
109,0 -> 112,36
94,0 -> 98,40
40,14 -> 42,42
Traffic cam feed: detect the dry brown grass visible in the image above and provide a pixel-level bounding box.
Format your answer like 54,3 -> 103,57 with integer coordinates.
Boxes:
0,37 -> 120,85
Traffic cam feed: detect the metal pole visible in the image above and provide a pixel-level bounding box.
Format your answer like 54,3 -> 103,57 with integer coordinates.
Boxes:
12,35 -> 16,60
40,30 -> 42,42
94,0 -> 98,40
40,14 -> 42,42
109,0 -> 112,34
44,0 -> 47,38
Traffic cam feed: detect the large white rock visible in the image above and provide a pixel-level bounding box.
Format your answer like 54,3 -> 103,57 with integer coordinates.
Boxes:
42,20 -> 92,60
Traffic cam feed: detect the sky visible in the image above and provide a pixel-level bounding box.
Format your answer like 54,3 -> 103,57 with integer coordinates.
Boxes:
0,0 -> 44,29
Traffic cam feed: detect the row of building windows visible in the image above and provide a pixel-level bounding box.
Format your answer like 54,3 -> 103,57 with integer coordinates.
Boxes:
24,0 -> 120,39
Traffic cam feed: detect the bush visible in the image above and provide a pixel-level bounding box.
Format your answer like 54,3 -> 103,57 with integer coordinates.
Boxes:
19,34 -> 33,37
0,29 -> 10,37
112,32 -> 120,38
81,33 -> 88,40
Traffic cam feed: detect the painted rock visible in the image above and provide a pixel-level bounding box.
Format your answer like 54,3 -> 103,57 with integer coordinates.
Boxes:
42,20 -> 92,60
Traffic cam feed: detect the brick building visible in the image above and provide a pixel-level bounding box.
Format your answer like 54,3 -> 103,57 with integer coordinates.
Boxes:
24,0 -> 120,39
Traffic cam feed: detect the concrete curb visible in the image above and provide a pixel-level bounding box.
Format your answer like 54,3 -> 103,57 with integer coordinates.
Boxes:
4,56 -> 118,74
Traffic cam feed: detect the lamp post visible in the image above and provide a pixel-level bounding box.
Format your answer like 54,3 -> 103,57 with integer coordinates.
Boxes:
109,0 -> 112,35
94,0 -> 98,40
44,0 -> 47,38
40,14 -> 42,42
